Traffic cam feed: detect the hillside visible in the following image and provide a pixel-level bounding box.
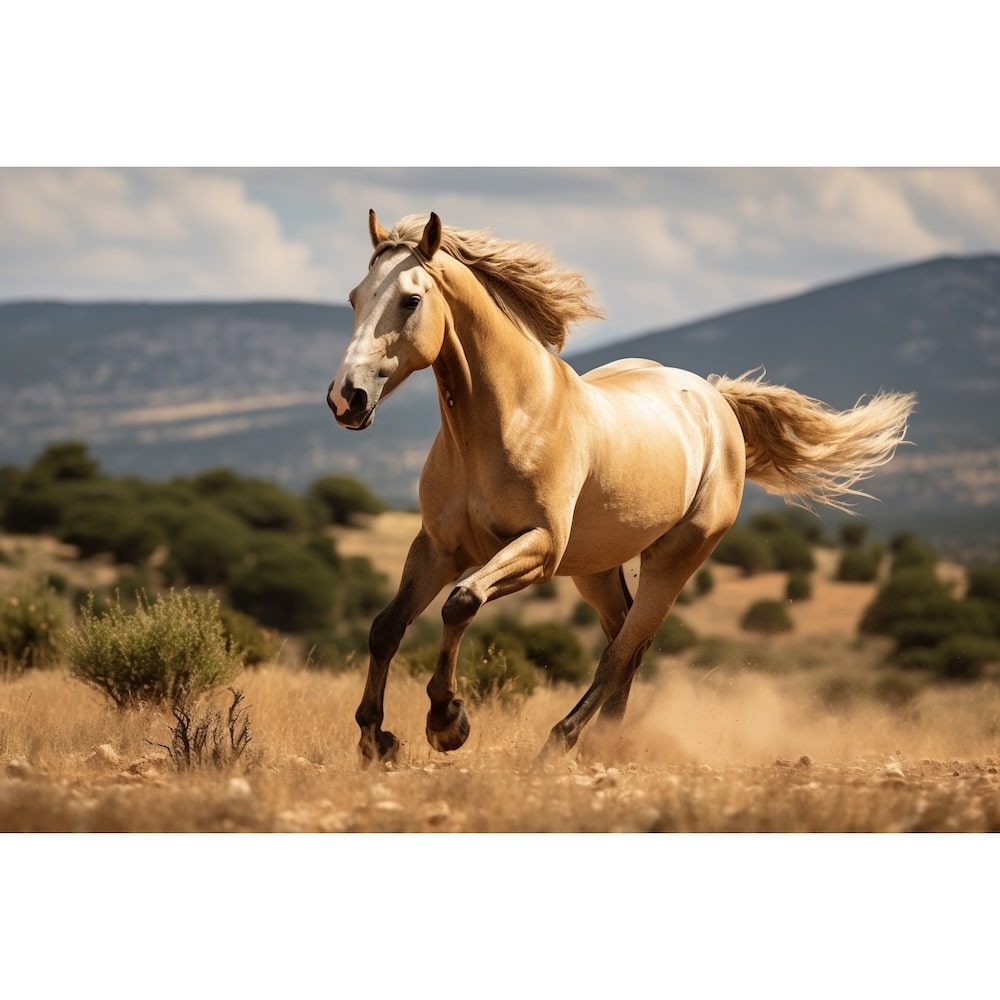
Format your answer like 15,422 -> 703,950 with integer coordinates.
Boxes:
1,255 -> 998,547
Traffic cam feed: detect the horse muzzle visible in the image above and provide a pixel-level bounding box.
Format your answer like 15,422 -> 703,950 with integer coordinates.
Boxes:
328,377 -> 377,430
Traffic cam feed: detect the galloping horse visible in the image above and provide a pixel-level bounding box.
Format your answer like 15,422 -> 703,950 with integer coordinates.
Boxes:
328,211 -> 915,763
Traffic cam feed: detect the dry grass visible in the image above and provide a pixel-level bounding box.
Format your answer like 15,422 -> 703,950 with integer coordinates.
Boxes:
3,657 -> 999,833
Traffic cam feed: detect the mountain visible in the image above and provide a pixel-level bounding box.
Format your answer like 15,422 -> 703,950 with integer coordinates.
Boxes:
1,255 -> 998,546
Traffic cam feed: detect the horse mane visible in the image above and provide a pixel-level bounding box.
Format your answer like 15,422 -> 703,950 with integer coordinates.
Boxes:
382,215 -> 604,353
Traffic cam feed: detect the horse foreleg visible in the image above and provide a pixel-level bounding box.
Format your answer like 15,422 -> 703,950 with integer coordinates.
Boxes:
356,530 -> 455,765
426,527 -> 559,752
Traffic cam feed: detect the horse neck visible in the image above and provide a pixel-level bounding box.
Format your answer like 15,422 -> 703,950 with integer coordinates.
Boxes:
432,258 -> 559,434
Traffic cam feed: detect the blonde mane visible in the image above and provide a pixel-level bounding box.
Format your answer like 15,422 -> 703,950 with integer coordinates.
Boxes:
381,215 -> 604,353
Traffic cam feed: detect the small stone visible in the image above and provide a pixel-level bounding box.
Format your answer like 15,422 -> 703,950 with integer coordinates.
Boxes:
226,777 -> 252,799
7,756 -> 31,778
420,800 -> 451,825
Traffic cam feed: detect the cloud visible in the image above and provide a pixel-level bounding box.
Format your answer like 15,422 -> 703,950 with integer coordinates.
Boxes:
0,168 -> 325,298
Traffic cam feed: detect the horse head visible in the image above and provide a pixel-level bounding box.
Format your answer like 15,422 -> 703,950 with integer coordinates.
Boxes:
327,210 -> 446,430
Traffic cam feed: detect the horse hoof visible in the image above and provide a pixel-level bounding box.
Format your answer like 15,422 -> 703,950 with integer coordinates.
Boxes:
426,699 -> 470,752
359,728 -> 400,765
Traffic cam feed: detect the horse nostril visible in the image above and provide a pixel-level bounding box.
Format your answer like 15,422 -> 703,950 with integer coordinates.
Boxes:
348,385 -> 368,413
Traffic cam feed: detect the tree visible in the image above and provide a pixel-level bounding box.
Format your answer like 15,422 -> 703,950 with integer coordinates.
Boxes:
740,599 -> 793,635
308,475 -> 387,525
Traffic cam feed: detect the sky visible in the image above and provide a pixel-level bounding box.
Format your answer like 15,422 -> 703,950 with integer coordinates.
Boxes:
2,166 -> 999,352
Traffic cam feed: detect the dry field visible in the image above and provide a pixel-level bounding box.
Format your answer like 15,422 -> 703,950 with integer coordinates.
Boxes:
2,514 -> 999,833
3,656 -> 1000,833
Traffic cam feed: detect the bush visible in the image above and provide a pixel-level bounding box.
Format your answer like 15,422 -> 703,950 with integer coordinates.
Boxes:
162,508 -> 251,587
859,568 -> 951,636
571,600 -> 600,626
786,571 -> 812,602
192,469 -> 312,533
532,580 -> 558,600
0,580 -> 65,672
712,527 -> 775,576
308,475 -> 387,525
219,605 -> 280,666
65,590 -> 244,708
740,599 -> 793,635
652,614 -> 698,655
695,566 -> 714,596
890,534 -> 937,575
967,566 -> 1000,606
769,531 -> 815,573
458,630 -> 538,701
58,502 -> 165,564
518,621 -> 588,684
937,634 -> 1000,681
839,521 -> 869,547
228,534 -> 338,631
837,546 -> 881,582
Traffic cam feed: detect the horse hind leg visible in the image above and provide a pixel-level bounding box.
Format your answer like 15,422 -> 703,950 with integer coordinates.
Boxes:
544,519 -> 728,757
572,567 -> 639,721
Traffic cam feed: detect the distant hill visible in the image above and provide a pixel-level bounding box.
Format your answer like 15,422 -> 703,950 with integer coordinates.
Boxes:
0,300 -> 440,506
1,255 -> 998,551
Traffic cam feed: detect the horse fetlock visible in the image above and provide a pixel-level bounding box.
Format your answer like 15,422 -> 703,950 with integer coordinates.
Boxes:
426,698 -> 471,752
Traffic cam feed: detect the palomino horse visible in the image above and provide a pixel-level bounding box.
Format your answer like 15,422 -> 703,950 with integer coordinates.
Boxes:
328,211 -> 915,763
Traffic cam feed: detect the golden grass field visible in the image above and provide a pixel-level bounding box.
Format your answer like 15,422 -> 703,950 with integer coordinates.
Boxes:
2,513 -> 999,833
0,514 -> 1000,833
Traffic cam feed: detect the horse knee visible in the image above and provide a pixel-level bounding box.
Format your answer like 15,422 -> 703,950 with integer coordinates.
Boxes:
442,585 -> 482,627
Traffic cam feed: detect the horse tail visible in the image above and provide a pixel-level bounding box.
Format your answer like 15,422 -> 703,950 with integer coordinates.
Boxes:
709,369 -> 916,513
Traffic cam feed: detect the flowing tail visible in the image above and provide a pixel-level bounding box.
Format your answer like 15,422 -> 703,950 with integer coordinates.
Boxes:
709,369 -> 916,513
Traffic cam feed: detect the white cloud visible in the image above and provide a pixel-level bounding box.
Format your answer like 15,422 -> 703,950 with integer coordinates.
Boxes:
0,168 -> 325,298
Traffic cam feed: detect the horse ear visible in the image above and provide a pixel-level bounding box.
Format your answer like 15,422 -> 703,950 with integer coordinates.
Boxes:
418,212 -> 442,260
369,209 -> 391,247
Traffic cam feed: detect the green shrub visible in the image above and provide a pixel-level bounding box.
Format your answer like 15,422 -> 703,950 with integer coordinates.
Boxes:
786,571 -> 812,602
769,531 -> 815,573
740,599 -> 793,635
192,469 -> 312,533
936,634 -> 1000,681
652,614 -> 698,655
713,527 -> 776,576
872,672 -> 921,710
458,630 -> 538,701
836,546 -> 881,582
162,508 -> 251,586
219,605 -> 280,666
65,590 -> 244,708
58,502 -> 164,564
890,534 -> 937,575
839,521 -> 869,547
518,621 -> 588,684
695,566 -> 715,596
967,566 -> 1000,606
859,568 -> 951,636
308,475 -> 387,525
228,534 -> 338,631
336,556 -> 390,619
532,580 -> 558,600
571,600 -> 600,627
28,441 -> 101,482
0,580 -> 65,672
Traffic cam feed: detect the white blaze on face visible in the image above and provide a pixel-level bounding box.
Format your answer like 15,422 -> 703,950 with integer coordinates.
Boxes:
329,251 -> 403,415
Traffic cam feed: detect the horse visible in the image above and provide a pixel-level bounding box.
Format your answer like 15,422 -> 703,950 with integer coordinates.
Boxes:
327,210 -> 916,764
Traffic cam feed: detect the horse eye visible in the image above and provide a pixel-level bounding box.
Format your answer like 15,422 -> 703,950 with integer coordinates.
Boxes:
403,294 -> 421,311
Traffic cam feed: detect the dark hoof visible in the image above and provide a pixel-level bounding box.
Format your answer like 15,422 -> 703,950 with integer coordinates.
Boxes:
359,728 -> 400,765
426,699 -> 470,752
